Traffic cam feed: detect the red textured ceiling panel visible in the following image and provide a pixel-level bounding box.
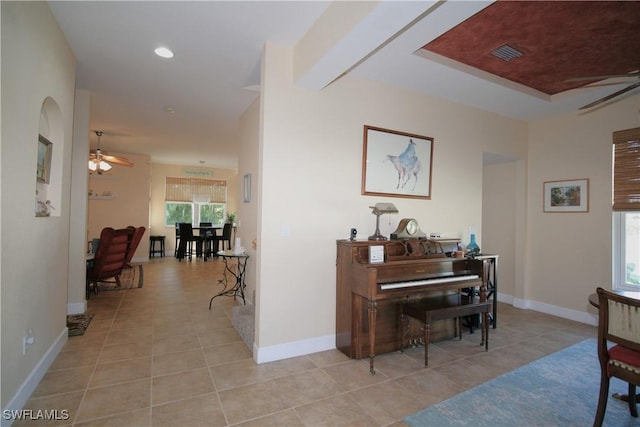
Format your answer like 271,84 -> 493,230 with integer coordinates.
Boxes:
422,1 -> 640,95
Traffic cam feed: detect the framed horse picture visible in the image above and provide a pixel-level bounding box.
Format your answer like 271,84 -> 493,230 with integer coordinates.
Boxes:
361,125 -> 433,199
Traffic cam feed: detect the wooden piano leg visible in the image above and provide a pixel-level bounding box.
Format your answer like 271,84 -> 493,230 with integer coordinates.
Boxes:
483,311 -> 489,351
368,300 -> 377,375
424,314 -> 431,367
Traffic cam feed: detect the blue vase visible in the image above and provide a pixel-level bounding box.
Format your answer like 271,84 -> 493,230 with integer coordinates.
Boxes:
467,233 -> 480,255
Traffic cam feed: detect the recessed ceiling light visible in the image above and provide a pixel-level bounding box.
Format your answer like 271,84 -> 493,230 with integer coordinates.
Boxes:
154,47 -> 174,59
164,106 -> 175,114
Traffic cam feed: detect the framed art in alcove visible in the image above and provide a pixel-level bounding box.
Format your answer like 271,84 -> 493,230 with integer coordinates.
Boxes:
243,173 -> 252,203
36,134 -> 52,183
361,125 -> 433,200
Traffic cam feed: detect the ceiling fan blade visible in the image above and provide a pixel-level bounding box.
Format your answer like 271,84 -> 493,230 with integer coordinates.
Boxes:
579,81 -> 640,110
566,71 -> 640,83
100,154 -> 134,167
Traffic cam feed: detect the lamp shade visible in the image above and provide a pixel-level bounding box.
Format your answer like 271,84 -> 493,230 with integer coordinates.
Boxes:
88,159 -> 112,172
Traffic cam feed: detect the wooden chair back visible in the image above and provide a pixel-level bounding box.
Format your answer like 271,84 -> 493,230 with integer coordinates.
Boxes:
594,287 -> 640,426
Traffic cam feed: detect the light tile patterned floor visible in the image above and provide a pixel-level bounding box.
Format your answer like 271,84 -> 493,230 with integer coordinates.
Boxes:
18,257 -> 596,426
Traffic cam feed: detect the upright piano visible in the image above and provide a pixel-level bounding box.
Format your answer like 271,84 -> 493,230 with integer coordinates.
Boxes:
336,239 -> 487,373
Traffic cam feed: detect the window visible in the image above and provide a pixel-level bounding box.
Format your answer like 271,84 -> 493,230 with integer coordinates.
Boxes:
164,177 -> 227,227
614,212 -> 640,288
165,202 -> 193,226
613,127 -> 640,290
199,203 -> 225,225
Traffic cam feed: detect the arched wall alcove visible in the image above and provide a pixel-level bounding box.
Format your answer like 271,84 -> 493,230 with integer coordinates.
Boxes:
35,96 -> 64,217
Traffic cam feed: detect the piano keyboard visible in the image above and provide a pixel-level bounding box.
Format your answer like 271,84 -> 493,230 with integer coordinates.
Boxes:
379,274 -> 480,290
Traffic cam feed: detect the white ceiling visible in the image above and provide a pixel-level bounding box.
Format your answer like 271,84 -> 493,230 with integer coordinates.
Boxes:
48,1 -> 638,169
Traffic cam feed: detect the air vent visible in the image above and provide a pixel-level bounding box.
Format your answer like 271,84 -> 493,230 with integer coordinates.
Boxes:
490,44 -> 523,62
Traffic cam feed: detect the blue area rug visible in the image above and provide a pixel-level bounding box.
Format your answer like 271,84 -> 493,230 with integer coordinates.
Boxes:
405,339 -> 640,426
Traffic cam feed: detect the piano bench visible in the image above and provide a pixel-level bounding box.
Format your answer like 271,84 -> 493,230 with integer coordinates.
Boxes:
400,295 -> 490,367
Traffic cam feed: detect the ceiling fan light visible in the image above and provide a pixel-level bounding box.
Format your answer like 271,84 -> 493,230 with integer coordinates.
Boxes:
88,159 -> 112,172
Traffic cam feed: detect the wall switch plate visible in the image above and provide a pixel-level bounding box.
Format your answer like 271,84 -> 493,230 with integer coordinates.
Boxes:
23,328 -> 34,355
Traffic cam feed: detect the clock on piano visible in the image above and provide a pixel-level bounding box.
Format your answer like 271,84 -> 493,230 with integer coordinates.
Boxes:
391,218 -> 426,239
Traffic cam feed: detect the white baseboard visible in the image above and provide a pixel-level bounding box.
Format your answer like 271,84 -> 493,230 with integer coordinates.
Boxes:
251,292 -> 597,365
67,302 -> 86,315
2,328 -> 68,427
496,292 -> 514,305
254,334 -> 335,364
512,296 -> 598,326
498,291 -> 597,325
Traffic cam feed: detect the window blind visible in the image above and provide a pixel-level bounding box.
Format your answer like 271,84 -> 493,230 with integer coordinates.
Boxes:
165,177 -> 227,203
613,127 -> 640,211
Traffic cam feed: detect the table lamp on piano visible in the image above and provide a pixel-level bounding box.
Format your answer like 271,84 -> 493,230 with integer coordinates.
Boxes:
368,203 -> 398,241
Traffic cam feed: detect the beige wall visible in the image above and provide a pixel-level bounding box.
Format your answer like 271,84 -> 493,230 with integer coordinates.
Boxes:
149,163 -> 239,255
237,99 -> 260,306
88,152 -> 151,261
482,160 -> 521,300
67,90 -> 91,314
254,42 -> 529,361
525,95 -> 640,320
1,1 -> 77,410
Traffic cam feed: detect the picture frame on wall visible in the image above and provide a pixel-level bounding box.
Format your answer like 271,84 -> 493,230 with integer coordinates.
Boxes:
361,125 -> 433,199
36,134 -> 52,183
543,178 -> 589,212
243,173 -> 252,203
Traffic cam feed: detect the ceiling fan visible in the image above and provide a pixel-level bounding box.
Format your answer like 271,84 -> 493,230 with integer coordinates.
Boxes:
88,130 -> 134,174
566,71 -> 640,110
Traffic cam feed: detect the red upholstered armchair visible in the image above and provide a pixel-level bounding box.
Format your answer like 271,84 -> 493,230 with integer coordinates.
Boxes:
124,226 -> 146,268
87,227 -> 133,295
594,287 -> 640,426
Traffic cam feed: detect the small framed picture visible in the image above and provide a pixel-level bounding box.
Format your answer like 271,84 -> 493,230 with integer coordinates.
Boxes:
243,173 -> 252,203
543,178 -> 589,213
36,134 -> 52,183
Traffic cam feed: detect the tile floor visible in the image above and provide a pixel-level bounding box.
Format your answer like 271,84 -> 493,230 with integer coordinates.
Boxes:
19,257 -> 597,426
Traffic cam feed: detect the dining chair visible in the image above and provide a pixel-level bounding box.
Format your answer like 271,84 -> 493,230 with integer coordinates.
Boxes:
219,222 -> 233,251
174,223 -> 181,257
197,222 -> 214,259
176,223 -> 199,261
594,287 -> 640,426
